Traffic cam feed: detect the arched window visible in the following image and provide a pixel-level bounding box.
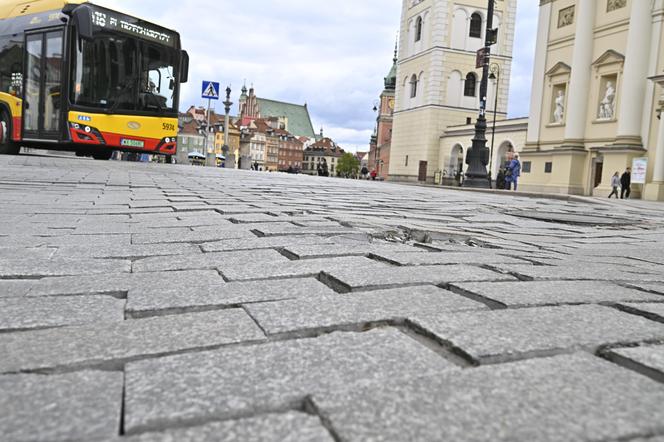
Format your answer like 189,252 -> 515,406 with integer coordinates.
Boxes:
415,17 -> 423,42
469,13 -> 482,38
410,74 -> 418,98
464,73 -> 477,97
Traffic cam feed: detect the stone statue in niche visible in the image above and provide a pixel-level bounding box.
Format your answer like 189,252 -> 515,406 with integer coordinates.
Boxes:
598,81 -> 616,120
553,90 -> 565,123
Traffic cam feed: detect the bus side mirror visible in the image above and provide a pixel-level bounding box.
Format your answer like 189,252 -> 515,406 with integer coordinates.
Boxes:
180,51 -> 189,83
65,4 -> 94,41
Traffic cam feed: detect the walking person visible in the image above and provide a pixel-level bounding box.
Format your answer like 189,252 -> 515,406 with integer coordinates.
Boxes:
620,167 -> 631,199
608,172 -> 620,198
505,154 -> 521,191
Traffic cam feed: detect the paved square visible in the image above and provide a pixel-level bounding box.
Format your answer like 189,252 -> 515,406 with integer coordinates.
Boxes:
2,155 -> 664,441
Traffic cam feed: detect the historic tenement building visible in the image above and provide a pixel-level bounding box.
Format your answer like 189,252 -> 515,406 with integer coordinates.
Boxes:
520,0 -> 664,200
389,0 -> 517,182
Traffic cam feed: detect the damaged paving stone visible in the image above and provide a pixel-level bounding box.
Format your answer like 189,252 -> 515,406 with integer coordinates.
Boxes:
0,309 -> 264,373
617,302 -> 664,322
410,304 -> 664,364
246,285 -> 487,336
450,280 -> 664,307
324,264 -> 516,292
123,328 -> 454,434
310,353 -> 664,442
0,370 -> 123,442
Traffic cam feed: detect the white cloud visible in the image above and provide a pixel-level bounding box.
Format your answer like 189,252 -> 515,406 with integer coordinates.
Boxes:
93,1 -> 537,151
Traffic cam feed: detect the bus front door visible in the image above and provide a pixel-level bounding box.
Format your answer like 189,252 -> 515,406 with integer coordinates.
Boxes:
23,30 -> 64,142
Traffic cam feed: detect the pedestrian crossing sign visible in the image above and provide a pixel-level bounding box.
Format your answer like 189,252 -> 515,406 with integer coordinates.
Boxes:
201,81 -> 220,100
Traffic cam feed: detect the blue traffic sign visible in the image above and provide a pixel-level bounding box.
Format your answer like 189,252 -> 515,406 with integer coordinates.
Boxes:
201,81 -> 220,100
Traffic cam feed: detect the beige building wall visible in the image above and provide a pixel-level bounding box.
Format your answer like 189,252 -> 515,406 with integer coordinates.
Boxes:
522,0 -> 664,200
390,0 -> 517,182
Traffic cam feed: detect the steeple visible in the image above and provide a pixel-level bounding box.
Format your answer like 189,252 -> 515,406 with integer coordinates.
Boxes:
384,35 -> 398,91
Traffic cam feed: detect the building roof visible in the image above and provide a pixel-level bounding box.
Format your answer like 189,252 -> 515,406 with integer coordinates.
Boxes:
305,137 -> 345,157
256,98 -> 316,139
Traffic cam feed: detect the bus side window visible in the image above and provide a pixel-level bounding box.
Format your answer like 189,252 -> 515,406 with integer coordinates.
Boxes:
0,35 -> 23,96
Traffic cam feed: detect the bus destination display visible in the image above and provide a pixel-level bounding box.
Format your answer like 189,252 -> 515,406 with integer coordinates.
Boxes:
90,9 -> 177,48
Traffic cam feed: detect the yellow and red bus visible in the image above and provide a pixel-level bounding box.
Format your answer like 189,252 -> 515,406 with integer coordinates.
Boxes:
0,0 -> 188,159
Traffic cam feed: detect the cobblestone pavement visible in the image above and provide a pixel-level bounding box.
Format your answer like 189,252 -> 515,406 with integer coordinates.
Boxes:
2,154 -> 664,441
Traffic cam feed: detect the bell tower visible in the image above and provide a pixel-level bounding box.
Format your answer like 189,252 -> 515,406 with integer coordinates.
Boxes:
389,0 -> 517,182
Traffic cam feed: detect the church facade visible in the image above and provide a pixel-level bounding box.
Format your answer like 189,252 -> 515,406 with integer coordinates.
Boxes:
389,0 -> 517,182
520,0 -> 664,200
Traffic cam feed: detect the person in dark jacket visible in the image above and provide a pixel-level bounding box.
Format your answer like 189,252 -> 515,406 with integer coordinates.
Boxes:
621,168 -> 631,199
496,168 -> 506,190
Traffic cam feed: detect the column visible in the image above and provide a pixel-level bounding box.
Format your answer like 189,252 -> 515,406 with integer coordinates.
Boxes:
525,1 -> 553,146
615,1 -> 653,147
652,82 -> 664,182
562,0 -> 596,146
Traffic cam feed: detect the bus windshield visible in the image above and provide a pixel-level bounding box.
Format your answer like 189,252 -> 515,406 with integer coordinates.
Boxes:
71,32 -> 179,115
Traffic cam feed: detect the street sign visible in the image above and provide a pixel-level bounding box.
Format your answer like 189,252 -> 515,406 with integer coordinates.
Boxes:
201,81 -> 220,100
632,157 -> 648,184
476,48 -> 488,69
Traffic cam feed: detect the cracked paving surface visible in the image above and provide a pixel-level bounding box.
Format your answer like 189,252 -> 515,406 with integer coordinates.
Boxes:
2,155 -> 664,441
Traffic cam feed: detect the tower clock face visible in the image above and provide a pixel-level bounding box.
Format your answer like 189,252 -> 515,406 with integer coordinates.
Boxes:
388,99 -> 395,110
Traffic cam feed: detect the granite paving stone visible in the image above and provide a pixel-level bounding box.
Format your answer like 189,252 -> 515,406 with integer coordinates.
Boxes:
246,285 -> 487,336
132,249 -> 286,273
618,302 -> 664,322
124,412 -> 334,442
325,264 -> 516,292
0,280 -> 36,298
310,353 -> 664,442
0,257 -> 130,278
4,154 -> 664,440
374,251 -> 526,266
219,256 -> 387,282
27,270 -> 225,297
131,228 -> 256,245
450,280 -> 664,307
410,304 -> 664,364
201,235 -> 333,252
608,345 -> 664,378
123,328 -> 454,434
0,370 -> 123,442
126,278 -> 336,318
0,309 -> 264,373
0,295 -> 125,331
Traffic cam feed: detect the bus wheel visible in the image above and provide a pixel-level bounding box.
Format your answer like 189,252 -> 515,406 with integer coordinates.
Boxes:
0,110 -> 20,155
92,150 -> 113,161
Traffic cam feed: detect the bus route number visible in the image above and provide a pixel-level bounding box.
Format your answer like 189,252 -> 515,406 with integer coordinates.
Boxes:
163,123 -> 175,132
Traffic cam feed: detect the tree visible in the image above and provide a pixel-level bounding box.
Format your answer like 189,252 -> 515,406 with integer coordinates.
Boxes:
336,153 -> 360,178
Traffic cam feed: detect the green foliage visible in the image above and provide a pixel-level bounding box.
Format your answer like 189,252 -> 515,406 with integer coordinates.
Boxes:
336,153 -> 360,178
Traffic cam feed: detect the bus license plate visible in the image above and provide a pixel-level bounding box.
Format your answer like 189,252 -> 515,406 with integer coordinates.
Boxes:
121,139 -> 144,148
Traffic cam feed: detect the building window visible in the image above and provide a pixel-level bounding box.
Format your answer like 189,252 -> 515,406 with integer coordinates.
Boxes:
558,6 -> 574,28
464,73 -> 477,97
466,117 -> 472,125
405,155 -> 409,166
469,13 -> 482,38
545,162 -> 553,174
522,161 -> 532,173
410,75 -> 418,98
415,17 -> 423,42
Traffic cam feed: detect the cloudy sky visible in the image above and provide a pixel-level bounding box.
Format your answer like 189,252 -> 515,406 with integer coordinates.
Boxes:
95,0 -> 539,152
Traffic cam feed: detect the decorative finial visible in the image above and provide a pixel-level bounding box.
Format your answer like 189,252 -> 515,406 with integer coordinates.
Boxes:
393,33 -> 399,63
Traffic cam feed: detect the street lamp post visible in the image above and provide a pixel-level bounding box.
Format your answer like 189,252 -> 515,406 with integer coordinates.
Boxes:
488,63 -> 500,188
222,86 -> 233,168
463,0 -> 497,188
